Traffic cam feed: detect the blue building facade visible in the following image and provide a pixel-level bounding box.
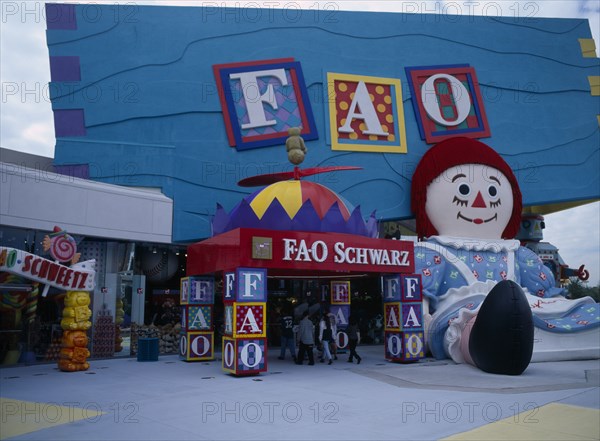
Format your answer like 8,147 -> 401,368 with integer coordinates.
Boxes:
45,4 -> 600,242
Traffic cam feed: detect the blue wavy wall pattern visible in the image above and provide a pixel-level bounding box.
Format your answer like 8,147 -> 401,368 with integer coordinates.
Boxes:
46,4 -> 600,242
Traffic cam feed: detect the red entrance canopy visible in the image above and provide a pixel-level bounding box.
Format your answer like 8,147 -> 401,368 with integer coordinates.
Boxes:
187,228 -> 415,277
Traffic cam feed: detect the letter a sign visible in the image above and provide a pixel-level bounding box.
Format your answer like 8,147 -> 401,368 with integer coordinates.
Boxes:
234,303 -> 266,338
327,73 -> 408,153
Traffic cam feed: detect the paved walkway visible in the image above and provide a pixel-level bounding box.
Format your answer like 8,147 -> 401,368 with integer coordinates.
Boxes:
1,346 -> 599,440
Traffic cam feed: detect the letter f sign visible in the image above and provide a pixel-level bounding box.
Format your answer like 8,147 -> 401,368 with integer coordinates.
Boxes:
236,268 -> 267,301
229,69 -> 288,130
384,276 -> 401,301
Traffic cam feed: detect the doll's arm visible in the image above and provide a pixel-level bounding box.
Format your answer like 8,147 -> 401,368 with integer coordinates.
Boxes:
517,247 -> 564,298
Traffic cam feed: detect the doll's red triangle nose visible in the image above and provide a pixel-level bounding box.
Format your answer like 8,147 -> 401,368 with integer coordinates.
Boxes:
471,191 -> 487,208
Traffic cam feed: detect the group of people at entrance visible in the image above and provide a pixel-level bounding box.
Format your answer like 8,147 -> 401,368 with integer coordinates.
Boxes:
278,309 -> 361,366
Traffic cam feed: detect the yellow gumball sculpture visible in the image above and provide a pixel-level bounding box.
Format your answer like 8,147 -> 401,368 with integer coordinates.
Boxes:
61,290 -> 92,330
59,291 -> 92,371
58,330 -> 90,371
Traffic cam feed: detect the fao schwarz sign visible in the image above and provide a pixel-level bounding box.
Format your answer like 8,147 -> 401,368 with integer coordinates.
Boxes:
283,238 -> 410,267
249,231 -> 415,274
214,58 -> 490,152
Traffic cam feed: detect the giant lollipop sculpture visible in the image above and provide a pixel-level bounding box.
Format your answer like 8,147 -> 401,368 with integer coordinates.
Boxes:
42,226 -> 92,372
43,227 -> 80,265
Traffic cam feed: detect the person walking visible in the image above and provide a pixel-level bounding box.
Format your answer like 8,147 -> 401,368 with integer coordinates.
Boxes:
318,311 -> 338,362
296,311 -> 315,365
319,315 -> 335,365
278,308 -> 296,362
328,312 -> 338,360
346,316 -> 362,364
317,313 -> 327,362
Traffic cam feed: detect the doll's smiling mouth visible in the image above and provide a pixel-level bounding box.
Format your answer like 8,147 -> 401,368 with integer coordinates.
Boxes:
457,212 -> 498,224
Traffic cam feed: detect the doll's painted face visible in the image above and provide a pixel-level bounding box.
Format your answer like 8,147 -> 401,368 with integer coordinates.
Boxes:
425,164 -> 514,239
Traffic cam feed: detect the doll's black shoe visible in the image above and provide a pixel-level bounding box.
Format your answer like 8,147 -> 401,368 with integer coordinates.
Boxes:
469,280 -> 534,375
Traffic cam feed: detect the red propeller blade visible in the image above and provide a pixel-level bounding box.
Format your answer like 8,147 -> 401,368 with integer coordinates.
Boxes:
237,166 -> 362,187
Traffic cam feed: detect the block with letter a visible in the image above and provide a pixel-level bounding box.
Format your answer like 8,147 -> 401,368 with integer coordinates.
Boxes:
383,273 -> 425,363
181,305 -> 212,331
233,302 -> 266,338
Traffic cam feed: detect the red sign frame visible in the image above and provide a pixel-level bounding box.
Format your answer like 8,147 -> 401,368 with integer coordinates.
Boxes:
187,228 -> 414,276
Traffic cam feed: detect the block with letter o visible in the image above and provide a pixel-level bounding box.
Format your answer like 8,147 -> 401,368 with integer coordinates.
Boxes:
179,331 -> 214,361
222,337 -> 236,372
403,331 -> 425,361
222,337 -> 268,375
384,331 -> 424,362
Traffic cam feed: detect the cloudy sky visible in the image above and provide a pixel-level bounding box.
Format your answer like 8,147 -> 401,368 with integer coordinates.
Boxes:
1,1 -> 599,285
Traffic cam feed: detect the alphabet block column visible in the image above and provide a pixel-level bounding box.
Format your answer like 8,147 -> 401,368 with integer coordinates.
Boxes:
179,276 -> 215,361
330,281 -> 351,350
222,268 -> 268,375
382,274 -> 424,362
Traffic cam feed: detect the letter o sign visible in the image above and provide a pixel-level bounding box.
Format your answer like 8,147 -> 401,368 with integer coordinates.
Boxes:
406,334 -> 423,356
422,74 -> 471,126
191,335 -> 210,357
223,340 -> 235,369
311,241 -> 328,262
387,334 -> 402,357
240,342 -> 262,368
180,334 -> 187,356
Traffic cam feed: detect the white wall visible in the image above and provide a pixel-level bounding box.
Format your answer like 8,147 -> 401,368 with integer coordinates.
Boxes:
0,162 -> 173,243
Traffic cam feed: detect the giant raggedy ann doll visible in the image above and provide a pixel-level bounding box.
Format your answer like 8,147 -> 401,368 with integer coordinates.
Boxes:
411,137 -> 599,375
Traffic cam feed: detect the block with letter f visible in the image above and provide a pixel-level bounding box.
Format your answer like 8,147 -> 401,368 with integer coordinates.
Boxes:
382,275 -> 401,302
236,268 -> 267,302
401,274 -> 422,302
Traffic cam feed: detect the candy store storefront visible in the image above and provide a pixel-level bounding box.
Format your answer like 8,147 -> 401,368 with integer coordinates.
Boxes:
0,153 -> 186,366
